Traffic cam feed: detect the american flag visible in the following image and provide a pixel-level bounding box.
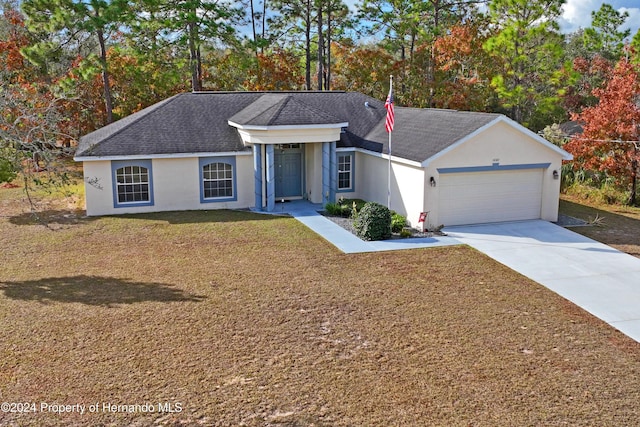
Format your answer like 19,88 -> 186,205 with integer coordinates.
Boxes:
385,85 -> 394,133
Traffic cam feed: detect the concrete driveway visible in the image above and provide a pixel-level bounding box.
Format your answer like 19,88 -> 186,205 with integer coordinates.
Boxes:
444,220 -> 640,343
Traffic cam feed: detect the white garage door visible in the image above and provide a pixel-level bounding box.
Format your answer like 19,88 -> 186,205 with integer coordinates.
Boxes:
438,169 -> 543,226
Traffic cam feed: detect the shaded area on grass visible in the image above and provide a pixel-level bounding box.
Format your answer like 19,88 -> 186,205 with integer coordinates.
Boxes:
0,275 -> 206,307
114,209 -> 287,225
7,208 -> 282,226
560,199 -> 640,257
8,209 -> 96,226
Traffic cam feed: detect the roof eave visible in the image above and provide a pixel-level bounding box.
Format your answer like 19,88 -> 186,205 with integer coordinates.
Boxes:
74,150 -> 253,162
421,115 -> 573,167
228,121 -> 349,131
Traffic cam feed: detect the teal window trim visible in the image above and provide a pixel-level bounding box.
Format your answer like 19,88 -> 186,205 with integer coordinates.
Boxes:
111,160 -> 154,208
199,156 -> 237,203
336,151 -> 355,193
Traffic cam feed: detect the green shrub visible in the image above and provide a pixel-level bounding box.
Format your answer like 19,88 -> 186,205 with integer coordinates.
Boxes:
324,202 -> 343,216
390,212 -> 407,233
565,182 -> 627,205
0,150 -> 17,184
354,202 -> 391,241
326,198 -> 368,218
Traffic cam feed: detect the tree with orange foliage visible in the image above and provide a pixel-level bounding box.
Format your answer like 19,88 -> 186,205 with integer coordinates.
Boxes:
0,3 -> 71,185
429,22 -> 496,111
565,56 -> 640,205
330,43 -> 395,99
245,50 -> 305,91
0,3 -> 37,83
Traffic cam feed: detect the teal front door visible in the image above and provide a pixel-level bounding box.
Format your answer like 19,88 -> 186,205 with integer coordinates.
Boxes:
275,148 -> 303,198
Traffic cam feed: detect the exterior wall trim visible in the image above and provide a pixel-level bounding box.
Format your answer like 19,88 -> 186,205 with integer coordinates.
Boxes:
437,162 -> 551,174
345,147 -> 423,168
75,151 -> 252,162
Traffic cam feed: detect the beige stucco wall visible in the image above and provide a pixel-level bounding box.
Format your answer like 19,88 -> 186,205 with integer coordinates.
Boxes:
82,155 -> 253,216
305,143 -> 323,204
354,151 -> 425,227
390,159 -> 425,227
355,151 -> 386,205
423,120 -> 565,226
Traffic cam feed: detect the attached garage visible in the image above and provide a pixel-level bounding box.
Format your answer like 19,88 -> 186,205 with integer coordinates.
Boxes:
437,168 -> 545,226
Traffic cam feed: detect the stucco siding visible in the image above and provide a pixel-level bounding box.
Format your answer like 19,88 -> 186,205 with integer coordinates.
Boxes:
83,160 -> 113,216
355,152 -> 387,206
390,160 -> 425,227
305,143 -> 323,204
82,155 -> 253,216
354,151 -> 425,226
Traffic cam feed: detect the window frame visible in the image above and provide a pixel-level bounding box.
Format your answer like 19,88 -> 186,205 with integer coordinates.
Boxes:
199,156 -> 237,203
336,151 -> 355,192
111,160 -> 154,208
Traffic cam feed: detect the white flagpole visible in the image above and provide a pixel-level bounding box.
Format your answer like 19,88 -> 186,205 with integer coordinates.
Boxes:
387,75 -> 393,209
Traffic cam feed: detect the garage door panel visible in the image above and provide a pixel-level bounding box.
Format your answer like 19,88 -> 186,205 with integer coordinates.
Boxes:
438,169 -> 543,226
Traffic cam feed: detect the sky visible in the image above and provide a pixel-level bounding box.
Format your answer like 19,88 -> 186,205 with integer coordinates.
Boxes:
344,0 -> 640,38
558,0 -> 639,36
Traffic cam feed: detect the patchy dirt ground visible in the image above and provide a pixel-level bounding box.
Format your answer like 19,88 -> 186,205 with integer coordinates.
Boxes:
560,196 -> 640,258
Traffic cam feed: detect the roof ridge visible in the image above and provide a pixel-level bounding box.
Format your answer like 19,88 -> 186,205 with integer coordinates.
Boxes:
396,106 -> 500,115
283,96 -> 343,123
266,94 -> 292,125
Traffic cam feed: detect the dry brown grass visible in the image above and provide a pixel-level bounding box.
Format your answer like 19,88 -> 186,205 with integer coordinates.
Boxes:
1,186 -> 640,426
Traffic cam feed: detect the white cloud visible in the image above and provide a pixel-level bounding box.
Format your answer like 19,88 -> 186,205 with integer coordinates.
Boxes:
620,8 -> 640,38
559,0 -> 601,32
559,0 -> 640,36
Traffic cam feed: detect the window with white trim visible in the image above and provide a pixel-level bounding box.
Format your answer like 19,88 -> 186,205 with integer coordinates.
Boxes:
337,153 -> 353,191
203,162 -> 233,199
199,157 -> 237,203
115,165 -> 150,204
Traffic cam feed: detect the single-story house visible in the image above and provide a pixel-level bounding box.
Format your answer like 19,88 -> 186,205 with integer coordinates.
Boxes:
74,91 -> 572,227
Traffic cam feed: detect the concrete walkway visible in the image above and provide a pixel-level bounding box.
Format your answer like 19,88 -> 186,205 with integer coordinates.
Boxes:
444,220 -> 640,343
272,200 -> 460,254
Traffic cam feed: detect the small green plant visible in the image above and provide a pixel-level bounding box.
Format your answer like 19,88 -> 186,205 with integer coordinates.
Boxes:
400,228 -> 412,238
354,202 -> 392,241
324,202 -> 343,216
390,211 -> 407,233
326,198 -> 367,218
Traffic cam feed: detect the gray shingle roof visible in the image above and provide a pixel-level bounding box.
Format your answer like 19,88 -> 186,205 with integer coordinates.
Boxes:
75,91 -> 502,163
228,94 -> 345,126
365,107 -> 500,162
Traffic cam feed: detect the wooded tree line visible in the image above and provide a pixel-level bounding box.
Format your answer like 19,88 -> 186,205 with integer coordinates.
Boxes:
1,0 -> 639,204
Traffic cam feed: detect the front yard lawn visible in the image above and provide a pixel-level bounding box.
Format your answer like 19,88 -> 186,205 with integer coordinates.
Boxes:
1,186 -> 639,426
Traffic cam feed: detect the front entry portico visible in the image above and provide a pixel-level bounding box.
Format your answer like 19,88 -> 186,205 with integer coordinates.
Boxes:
227,92 -> 348,211
251,141 -> 337,212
